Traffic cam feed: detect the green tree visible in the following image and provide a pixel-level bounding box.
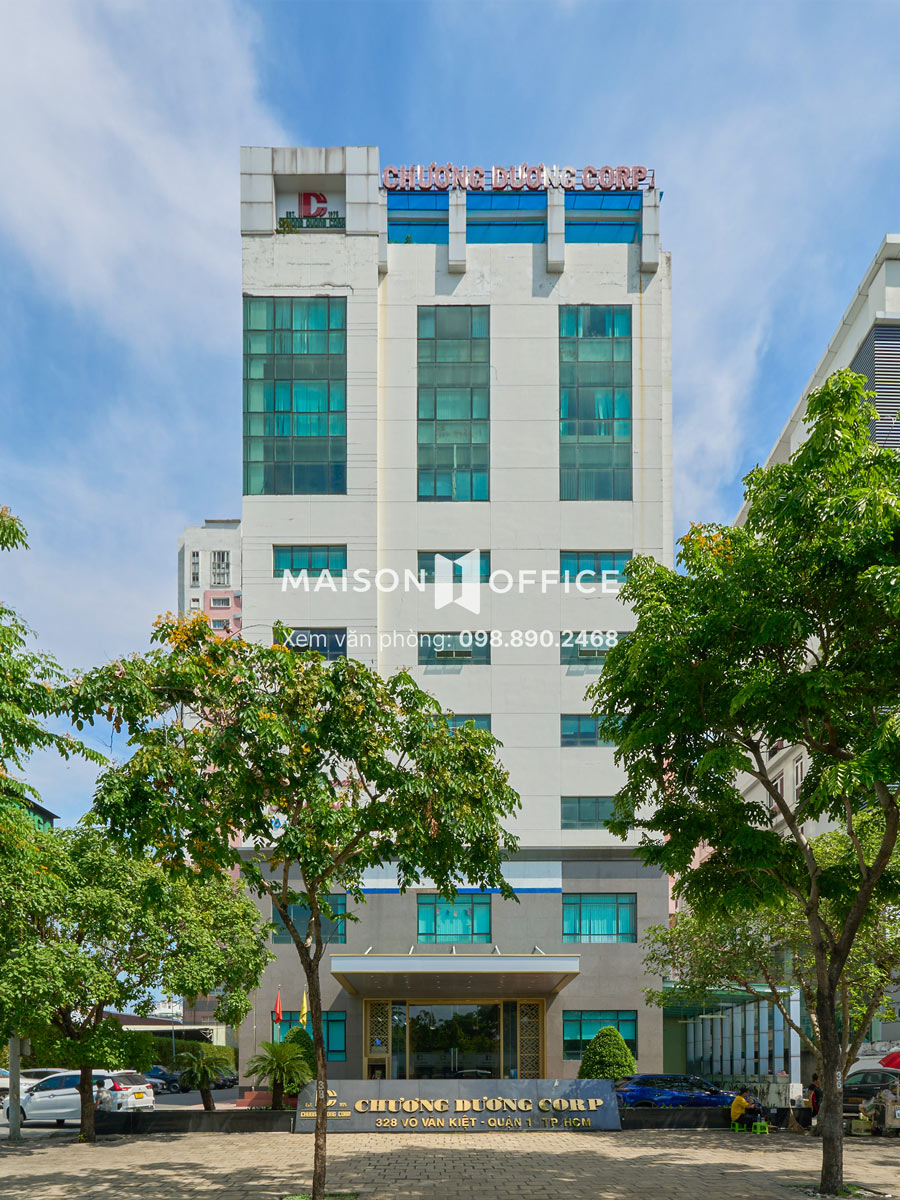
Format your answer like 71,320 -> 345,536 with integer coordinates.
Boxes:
246,1041 -> 313,1110
177,1045 -> 235,1112
283,1024 -> 316,1076
643,827 -> 900,1075
0,507 -> 104,1141
0,823 -> 271,1142
577,1027 -> 636,1081
588,371 -> 900,1193
71,621 -> 519,1199
0,507 -> 102,810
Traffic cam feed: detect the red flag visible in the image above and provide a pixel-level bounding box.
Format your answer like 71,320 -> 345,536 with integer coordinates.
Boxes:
274,989 -> 283,1023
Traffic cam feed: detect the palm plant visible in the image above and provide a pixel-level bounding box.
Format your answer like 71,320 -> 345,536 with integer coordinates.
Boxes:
176,1046 -> 235,1112
245,1041 -> 313,1110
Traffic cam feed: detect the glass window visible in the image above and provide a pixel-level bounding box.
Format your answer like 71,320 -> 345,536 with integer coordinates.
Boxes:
273,545 -> 347,577
565,222 -> 641,244
563,1010 -> 637,1059
272,894 -> 346,945
418,633 -> 491,665
560,550 -> 632,587
244,296 -> 347,495
190,550 -> 200,588
561,797 -> 616,830
560,632 -> 623,666
445,714 -> 491,733
210,597 -> 231,608
563,893 -> 636,943
272,1009 -> 346,1060
417,551 -> 491,583
210,550 -> 231,587
559,307 -> 632,501
561,715 -> 617,747
418,307 -> 490,501
280,627 -> 347,661
417,893 -> 491,943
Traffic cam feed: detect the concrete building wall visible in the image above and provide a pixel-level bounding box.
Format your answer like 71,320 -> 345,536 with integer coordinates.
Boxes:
232,145 -> 672,1083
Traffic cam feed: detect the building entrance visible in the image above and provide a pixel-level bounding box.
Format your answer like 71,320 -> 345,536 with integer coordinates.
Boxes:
363,999 -> 543,1080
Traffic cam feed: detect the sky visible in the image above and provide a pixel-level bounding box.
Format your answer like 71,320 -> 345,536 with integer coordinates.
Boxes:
2,0 -> 899,823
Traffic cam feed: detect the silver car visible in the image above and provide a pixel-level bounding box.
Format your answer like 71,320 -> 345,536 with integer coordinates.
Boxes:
4,1070 -> 155,1126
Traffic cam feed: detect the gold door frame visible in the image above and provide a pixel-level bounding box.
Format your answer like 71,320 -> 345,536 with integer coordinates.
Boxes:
363,998 -> 544,1080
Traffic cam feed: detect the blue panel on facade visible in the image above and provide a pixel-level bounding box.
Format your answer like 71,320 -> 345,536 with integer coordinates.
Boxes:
565,222 -> 641,244
388,222 -> 450,244
467,223 -> 546,244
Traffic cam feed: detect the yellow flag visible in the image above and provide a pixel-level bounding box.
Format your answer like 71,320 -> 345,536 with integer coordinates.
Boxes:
300,989 -> 309,1026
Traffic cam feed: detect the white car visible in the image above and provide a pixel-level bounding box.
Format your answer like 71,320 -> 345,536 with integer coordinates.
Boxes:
4,1070 -> 155,1126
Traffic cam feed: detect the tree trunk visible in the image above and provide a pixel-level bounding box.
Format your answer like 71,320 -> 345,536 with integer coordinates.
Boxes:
200,1086 -> 215,1112
272,1079 -> 285,1110
79,1063 -> 95,1144
816,985 -> 844,1194
308,963 -> 328,1200
7,1034 -> 22,1142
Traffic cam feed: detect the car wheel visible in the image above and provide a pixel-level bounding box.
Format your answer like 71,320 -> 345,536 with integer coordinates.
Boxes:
20,1108 -> 27,1124
55,1119 -> 65,1127
167,1081 -> 181,1094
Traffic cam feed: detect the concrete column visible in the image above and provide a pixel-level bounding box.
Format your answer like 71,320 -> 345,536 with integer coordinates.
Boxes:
758,1001 -> 770,1075
744,1004 -> 756,1074
240,146 -> 275,235
686,1019 -> 695,1072
547,188 -> 565,273
378,190 -> 388,275
641,189 -> 660,275
788,990 -> 803,1098
448,191 -> 466,274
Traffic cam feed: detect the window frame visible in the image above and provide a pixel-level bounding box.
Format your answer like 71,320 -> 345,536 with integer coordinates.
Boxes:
418,633 -> 491,666
562,892 -> 637,944
416,892 -> 492,944
561,796 -> 616,830
273,544 -> 348,578
563,1009 -> 638,1060
272,894 -> 347,945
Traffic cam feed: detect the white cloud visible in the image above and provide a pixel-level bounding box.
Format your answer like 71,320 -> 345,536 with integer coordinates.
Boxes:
0,0 -> 287,817
0,0 -> 285,353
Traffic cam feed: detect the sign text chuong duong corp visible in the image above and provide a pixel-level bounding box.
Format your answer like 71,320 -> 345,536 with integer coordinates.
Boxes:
293,1079 -> 620,1133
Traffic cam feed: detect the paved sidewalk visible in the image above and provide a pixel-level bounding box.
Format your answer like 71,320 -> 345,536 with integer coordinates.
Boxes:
1,1128 -> 898,1199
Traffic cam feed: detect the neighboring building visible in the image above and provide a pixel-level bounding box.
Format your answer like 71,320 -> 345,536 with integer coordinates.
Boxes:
25,799 -> 58,832
224,145 -> 673,1084
177,519 -> 242,634
672,237 -> 900,1095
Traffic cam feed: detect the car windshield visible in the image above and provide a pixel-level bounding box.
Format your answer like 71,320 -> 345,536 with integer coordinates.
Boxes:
113,1073 -> 147,1086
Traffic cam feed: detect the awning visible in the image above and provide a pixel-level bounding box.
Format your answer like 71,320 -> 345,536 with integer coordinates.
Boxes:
330,953 -> 580,998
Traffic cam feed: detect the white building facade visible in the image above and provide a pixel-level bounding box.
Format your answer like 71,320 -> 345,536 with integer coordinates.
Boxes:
177,518 -> 242,635
234,145 -> 672,1083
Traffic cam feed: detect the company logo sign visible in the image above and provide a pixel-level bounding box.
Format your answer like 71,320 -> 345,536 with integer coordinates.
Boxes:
434,550 -> 481,614
275,188 -> 346,230
382,162 -> 653,192
282,549 -> 622,611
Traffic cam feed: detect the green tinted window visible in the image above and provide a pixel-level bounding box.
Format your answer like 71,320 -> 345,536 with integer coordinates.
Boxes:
243,297 -> 347,495
559,306 -> 632,501
418,307 -> 490,501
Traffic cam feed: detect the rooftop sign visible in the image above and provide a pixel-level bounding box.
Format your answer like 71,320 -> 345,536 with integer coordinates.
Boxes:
382,163 -> 653,192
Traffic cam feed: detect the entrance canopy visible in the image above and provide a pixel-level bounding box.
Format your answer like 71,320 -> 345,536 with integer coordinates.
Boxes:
331,953 -> 580,998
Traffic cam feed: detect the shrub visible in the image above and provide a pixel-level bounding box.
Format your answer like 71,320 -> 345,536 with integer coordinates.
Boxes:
577,1027 -> 636,1080
245,1041 -> 313,1110
282,1025 -> 315,1074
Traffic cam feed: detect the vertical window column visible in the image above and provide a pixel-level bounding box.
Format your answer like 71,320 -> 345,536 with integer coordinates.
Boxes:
559,305 -> 632,501
243,296 -> 347,496
417,306 -> 490,501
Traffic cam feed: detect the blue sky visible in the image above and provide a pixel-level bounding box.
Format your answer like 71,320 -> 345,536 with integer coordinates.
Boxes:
2,0 -> 900,822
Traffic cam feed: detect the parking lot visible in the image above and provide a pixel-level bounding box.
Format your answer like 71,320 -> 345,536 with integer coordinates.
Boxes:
1,1128 -> 899,1200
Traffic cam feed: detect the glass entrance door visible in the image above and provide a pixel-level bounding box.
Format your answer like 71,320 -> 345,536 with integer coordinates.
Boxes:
366,998 -> 543,1080
406,1003 -> 501,1079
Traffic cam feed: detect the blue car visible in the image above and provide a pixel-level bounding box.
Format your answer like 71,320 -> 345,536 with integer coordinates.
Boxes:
616,1073 -> 737,1108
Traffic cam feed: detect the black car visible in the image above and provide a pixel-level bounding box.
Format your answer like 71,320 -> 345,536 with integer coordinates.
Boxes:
213,1068 -> 238,1089
144,1065 -> 184,1094
842,1068 -> 900,1115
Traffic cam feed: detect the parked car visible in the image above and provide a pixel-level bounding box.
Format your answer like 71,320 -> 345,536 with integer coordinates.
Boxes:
842,1067 -> 900,1115
616,1074 -> 738,1109
144,1064 -> 185,1094
3,1071 -> 154,1126
212,1067 -> 238,1089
